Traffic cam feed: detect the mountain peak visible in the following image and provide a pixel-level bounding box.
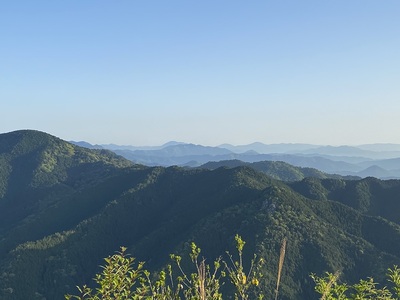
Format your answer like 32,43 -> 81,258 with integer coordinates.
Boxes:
0,129 -> 63,154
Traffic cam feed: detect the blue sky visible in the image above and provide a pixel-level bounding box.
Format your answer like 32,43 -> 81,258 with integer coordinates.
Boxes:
1,1 -> 399,146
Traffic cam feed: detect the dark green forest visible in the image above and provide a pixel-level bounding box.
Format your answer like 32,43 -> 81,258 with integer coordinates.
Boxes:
1,130 -> 400,299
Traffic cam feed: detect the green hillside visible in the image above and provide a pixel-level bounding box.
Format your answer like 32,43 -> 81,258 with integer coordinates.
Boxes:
0,130 -> 138,253
199,159 -> 357,181
0,130 -> 400,299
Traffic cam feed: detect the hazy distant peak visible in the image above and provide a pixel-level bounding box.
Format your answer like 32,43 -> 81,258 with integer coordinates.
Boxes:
159,143 -> 233,156
243,150 -> 259,155
301,145 -> 395,159
218,143 -> 234,148
356,165 -> 397,179
357,143 -> 400,152
219,142 -> 320,154
160,141 -> 186,148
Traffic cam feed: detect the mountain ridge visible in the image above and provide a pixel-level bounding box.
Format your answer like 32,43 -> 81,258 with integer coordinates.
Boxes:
71,139 -> 400,179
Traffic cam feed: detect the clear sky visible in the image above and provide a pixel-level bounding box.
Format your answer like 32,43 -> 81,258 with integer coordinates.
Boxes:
1,1 -> 399,146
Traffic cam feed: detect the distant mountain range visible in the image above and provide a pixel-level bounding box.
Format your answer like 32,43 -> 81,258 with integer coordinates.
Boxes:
199,160 -> 360,181
1,130 -> 400,299
71,141 -> 400,179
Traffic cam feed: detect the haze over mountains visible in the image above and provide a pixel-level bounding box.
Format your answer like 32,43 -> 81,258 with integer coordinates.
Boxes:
72,140 -> 400,179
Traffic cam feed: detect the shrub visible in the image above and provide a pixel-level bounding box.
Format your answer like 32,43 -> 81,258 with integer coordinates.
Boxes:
311,266 -> 400,300
65,235 -> 272,300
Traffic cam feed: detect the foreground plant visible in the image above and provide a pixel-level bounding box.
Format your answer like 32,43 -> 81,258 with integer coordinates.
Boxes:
311,266 -> 400,300
170,242 -> 223,300
223,234 -> 265,300
65,235 -> 268,300
65,246 -> 147,300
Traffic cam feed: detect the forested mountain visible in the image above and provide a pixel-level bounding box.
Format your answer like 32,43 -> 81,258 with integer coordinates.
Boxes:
1,130 -> 400,299
199,159 -> 359,181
